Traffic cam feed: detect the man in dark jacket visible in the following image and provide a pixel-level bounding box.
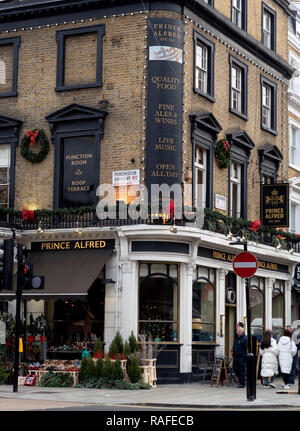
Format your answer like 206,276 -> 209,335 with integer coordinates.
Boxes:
232,322 -> 248,388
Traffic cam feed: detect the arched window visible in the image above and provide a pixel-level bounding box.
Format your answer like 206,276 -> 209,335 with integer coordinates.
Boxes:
249,277 -> 265,343
272,280 -> 285,339
139,263 -> 179,342
192,266 -> 215,342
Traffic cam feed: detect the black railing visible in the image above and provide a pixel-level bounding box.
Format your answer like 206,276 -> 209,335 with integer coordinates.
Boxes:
0,208 -> 299,253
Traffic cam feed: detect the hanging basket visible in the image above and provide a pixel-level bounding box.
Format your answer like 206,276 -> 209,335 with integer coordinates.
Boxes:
215,139 -> 231,169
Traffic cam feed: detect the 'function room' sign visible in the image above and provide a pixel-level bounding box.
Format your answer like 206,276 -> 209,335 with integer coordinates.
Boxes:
261,183 -> 289,228
62,136 -> 97,208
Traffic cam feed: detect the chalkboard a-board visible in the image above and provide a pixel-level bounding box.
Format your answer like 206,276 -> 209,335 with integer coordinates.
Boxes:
210,357 -> 229,387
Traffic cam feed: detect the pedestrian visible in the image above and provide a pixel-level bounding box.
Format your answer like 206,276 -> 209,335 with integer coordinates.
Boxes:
278,328 -> 297,389
287,325 -> 300,386
259,329 -> 278,388
232,322 -> 248,388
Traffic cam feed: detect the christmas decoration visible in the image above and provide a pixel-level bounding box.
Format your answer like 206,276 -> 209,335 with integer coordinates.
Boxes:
21,207 -> 35,222
215,139 -> 231,169
20,129 -> 50,163
249,219 -> 262,232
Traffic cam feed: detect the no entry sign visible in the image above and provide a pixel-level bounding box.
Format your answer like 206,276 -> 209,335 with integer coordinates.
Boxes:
233,251 -> 258,278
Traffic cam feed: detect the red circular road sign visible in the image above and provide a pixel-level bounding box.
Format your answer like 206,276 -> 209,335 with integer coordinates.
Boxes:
233,251 -> 258,278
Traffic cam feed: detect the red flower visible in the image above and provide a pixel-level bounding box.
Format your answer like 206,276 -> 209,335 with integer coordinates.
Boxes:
249,220 -> 262,232
21,207 -> 35,222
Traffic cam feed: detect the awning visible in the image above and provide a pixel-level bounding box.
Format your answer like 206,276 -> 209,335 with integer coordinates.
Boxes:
0,248 -> 113,301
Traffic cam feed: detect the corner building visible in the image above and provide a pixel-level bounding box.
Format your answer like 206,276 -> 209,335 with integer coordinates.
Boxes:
0,0 -> 298,384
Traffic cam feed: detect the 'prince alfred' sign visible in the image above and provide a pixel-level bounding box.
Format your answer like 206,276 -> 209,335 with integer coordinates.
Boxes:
261,183 -> 289,228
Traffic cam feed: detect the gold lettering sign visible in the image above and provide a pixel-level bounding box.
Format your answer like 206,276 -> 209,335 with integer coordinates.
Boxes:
35,240 -> 110,252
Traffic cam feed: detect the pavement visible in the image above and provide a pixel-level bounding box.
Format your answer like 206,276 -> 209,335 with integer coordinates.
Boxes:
1,377 -> 300,411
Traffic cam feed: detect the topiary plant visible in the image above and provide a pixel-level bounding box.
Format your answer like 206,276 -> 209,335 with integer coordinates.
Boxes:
95,356 -> 103,379
128,331 -> 139,353
109,331 -> 124,356
78,357 -> 89,383
86,357 -> 96,379
112,355 -> 124,381
127,354 -> 141,384
0,363 -> 9,384
101,356 -> 114,380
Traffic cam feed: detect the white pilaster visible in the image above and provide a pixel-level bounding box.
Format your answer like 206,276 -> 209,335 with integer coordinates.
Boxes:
286,281 -> 292,327
119,260 -> 138,342
216,268 -> 227,356
266,278 -> 275,330
179,262 -> 193,373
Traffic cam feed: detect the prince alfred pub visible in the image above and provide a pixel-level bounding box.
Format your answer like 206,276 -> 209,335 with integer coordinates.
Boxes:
0,0 -> 298,384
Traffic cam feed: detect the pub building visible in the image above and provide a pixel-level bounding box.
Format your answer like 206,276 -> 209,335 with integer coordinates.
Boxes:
0,0 -> 298,384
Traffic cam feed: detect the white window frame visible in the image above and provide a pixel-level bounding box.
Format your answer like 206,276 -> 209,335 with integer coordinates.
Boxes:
0,144 -> 10,208
289,119 -> 300,171
195,42 -> 208,94
231,65 -> 242,112
289,52 -> 300,96
230,161 -> 241,218
195,146 -> 207,209
263,9 -> 272,49
290,177 -> 300,234
232,0 -> 242,28
262,83 -> 272,129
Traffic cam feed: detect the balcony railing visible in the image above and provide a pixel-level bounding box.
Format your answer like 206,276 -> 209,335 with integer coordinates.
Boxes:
0,206 -> 299,253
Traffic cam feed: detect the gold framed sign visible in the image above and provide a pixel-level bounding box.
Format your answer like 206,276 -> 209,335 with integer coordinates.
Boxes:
260,183 -> 289,228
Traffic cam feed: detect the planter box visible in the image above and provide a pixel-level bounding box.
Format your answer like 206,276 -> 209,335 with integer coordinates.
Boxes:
139,359 -> 157,387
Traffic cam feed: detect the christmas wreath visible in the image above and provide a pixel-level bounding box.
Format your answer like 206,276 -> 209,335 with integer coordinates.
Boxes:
215,139 -> 231,169
20,129 -> 50,163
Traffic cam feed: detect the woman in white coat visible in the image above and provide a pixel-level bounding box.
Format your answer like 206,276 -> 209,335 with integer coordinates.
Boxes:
259,329 -> 278,388
278,328 -> 297,389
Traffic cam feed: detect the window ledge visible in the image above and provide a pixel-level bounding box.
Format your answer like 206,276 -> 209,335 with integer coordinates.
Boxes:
55,83 -> 102,92
289,163 -> 300,173
193,88 -> 215,103
261,125 -> 277,136
0,91 -> 18,98
229,108 -> 248,121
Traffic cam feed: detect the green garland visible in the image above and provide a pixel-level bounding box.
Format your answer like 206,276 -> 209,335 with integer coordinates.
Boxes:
20,129 -> 50,163
215,139 -> 231,169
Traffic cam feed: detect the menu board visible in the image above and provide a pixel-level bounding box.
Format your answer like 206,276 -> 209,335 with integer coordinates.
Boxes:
146,18 -> 183,194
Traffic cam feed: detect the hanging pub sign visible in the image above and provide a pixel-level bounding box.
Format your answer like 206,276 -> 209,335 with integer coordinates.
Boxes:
146,17 -> 183,195
62,136 -> 97,208
260,183 -> 289,228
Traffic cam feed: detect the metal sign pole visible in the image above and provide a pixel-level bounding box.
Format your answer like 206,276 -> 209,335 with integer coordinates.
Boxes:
13,244 -> 23,393
230,239 -> 256,401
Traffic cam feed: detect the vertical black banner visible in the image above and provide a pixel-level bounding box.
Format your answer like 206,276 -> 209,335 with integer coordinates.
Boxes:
260,183 -> 289,228
62,136 -> 96,207
146,18 -> 183,195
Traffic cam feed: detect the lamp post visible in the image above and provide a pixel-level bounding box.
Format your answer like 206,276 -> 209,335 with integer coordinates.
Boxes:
230,236 -> 257,401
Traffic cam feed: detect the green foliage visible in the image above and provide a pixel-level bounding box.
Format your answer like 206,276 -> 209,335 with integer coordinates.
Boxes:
38,371 -> 73,387
20,129 -> 50,164
112,356 -> 124,381
75,378 -> 151,390
78,357 -> 89,383
127,354 -> 141,384
128,331 -> 139,353
93,340 -> 104,355
86,357 -> 96,379
95,356 -> 103,379
109,331 -> 124,356
101,356 -> 114,380
0,363 -> 9,384
123,341 -> 131,357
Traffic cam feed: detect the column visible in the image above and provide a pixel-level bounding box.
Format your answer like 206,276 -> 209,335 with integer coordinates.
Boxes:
266,278 -> 275,330
119,260 -> 138,342
179,263 -> 193,374
286,281 -> 292,327
104,252 -> 119,352
216,269 -> 227,356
